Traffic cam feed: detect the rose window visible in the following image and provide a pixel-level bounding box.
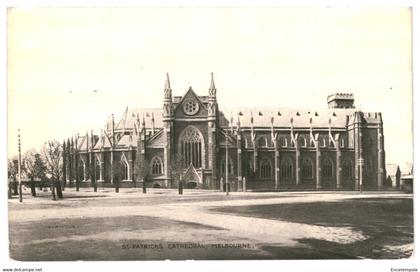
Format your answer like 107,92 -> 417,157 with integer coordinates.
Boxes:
183,100 -> 199,115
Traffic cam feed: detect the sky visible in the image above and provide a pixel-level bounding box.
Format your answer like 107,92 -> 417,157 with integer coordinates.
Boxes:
6,7 -> 412,166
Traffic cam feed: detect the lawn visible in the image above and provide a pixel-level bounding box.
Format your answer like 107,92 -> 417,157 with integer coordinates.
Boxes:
8,189 -> 413,260
212,198 -> 414,259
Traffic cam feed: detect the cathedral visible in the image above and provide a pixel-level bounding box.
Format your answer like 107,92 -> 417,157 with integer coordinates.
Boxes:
62,73 -> 386,191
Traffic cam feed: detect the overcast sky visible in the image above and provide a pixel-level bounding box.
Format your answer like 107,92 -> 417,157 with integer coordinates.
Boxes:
7,7 -> 412,166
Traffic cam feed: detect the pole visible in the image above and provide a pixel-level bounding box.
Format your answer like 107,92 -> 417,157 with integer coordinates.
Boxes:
225,135 -> 229,196
18,129 -> 23,203
359,158 -> 364,194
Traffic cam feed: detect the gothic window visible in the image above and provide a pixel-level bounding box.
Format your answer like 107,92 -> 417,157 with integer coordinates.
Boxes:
343,159 -> 353,179
280,157 -> 293,179
151,156 -> 163,175
258,137 -> 268,148
321,138 -> 327,147
95,158 -> 102,181
180,126 -> 203,168
302,158 -> 313,178
298,135 -> 306,148
341,138 -> 345,148
322,158 -> 334,178
259,157 -> 272,179
120,160 -> 129,180
280,137 -> 287,147
221,156 -> 234,175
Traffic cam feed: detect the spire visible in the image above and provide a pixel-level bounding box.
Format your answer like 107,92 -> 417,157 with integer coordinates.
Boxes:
209,72 -> 216,97
165,72 -> 171,90
164,73 -> 172,100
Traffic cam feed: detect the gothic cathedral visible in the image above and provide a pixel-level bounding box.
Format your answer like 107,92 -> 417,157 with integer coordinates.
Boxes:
62,73 -> 386,191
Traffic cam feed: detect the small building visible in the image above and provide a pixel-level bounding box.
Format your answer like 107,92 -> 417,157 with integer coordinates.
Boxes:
401,174 -> 413,193
386,164 -> 401,188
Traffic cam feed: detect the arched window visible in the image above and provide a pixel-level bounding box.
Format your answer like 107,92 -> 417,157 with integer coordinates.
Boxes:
343,159 -> 353,179
302,157 -> 313,178
151,157 -> 163,175
95,157 -> 102,181
258,137 -> 268,148
221,156 -> 234,175
280,157 -> 293,179
322,158 -> 334,178
179,126 -> 203,168
298,135 -> 306,148
120,160 -> 128,180
120,154 -> 129,180
279,137 -> 287,148
259,157 -> 272,179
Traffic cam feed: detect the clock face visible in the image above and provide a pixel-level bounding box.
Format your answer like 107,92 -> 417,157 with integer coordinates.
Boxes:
183,100 -> 200,115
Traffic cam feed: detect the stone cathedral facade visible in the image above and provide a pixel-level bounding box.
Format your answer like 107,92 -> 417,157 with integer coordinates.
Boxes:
62,74 -> 386,191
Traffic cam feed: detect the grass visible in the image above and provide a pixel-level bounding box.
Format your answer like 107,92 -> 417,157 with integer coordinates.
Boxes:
9,215 -> 265,261
212,198 -> 413,259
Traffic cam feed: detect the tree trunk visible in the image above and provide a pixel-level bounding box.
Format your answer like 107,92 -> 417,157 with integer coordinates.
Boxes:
56,179 -> 63,199
142,178 -> 147,194
30,177 -> 36,197
13,178 -> 18,195
115,177 -> 119,193
51,180 -> 56,201
93,180 -> 97,192
178,180 -> 183,195
8,181 -> 12,199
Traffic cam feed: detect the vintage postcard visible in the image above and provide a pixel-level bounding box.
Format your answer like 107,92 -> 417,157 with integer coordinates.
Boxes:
3,5 -> 416,272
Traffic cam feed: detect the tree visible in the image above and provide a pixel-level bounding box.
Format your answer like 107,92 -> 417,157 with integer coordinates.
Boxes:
135,159 -> 149,194
23,150 -> 47,197
171,153 -> 185,193
41,140 -> 63,200
8,159 -> 19,195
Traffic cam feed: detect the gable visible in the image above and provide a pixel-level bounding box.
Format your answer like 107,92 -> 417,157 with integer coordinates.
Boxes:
174,87 -> 208,118
146,130 -> 165,148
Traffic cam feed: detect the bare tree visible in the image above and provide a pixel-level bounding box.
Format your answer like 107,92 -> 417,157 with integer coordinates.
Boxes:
23,149 -> 47,197
41,140 -> 63,200
135,158 -> 149,193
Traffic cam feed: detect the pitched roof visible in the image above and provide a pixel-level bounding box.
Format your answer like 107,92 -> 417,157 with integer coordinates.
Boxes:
218,107 -> 356,129
93,133 -> 113,150
116,134 -> 137,148
114,108 -> 163,131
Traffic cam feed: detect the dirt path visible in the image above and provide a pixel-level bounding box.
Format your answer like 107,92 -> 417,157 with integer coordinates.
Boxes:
11,192 -> 406,247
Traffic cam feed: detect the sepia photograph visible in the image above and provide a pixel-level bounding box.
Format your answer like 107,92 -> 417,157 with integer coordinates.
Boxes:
2,3 -> 417,271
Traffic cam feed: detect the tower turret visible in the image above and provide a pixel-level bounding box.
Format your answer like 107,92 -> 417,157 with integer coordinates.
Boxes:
163,73 -> 173,121
208,72 -> 217,120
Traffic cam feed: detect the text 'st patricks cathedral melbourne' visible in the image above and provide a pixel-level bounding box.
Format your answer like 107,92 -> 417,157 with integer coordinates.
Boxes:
62,73 -> 386,191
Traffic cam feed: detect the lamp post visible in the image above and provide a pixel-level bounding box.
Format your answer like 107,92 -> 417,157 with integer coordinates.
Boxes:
225,133 -> 229,196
